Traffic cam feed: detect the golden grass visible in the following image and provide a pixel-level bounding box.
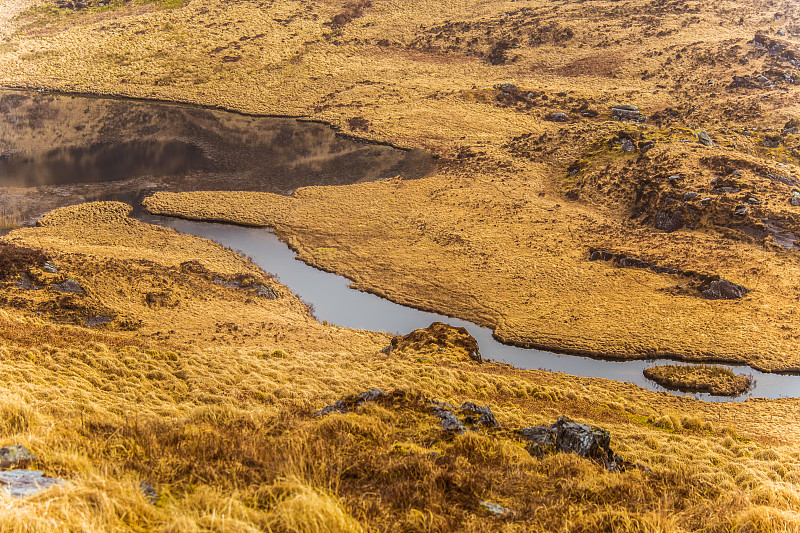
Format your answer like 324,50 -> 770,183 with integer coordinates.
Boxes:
0,203 -> 795,531
644,364 -> 753,396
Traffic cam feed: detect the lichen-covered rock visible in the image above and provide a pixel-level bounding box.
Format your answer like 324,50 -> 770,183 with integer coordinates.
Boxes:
389,322 -> 482,363
459,402 -> 500,428
431,403 -> 466,432
519,416 -> 624,470
0,446 -> 37,469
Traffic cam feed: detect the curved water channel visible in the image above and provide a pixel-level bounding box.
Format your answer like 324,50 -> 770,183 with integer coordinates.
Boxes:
1,88 -> 798,402
137,213 -> 800,403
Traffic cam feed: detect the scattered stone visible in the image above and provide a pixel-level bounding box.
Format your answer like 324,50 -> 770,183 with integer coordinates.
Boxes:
459,402 -> 500,428
684,191 -> 699,201
479,500 -> 512,516
139,481 -> 159,505
213,277 -> 240,289
697,130 -> 713,147
255,285 -> 278,299
701,279 -> 750,300
0,446 -> 37,469
549,112 -> 569,122
0,470 -> 63,498
734,205 -> 750,216
763,135 -> 781,148
654,210 -> 684,232
639,140 -> 655,154
667,174 -> 682,182
612,105 -> 645,122
314,389 -> 386,416
621,138 -> 636,152
15,273 -> 36,291
380,344 -> 394,355
519,416 -> 624,471
52,279 -> 85,294
86,316 -> 113,327
42,261 -> 58,274
747,197 -> 761,205
436,409 -> 466,432
791,191 -> 800,206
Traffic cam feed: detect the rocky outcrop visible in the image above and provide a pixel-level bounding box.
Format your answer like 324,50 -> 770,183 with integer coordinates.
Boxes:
0,470 -> 63,498
384,322 -> 482,363
589,249 -> 751,300
612,105 -> 645,122
701,279 -> 750,300
519,416 -> 624,471
52,279 -> 85,294
314,389 -> 386,416
0,445 -> 36,469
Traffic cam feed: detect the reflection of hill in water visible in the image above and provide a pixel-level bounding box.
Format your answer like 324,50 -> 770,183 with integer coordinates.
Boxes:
0,90 -> 436,192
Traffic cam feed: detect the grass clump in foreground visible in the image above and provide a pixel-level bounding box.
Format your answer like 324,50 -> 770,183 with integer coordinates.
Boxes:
643,364 -> 752,396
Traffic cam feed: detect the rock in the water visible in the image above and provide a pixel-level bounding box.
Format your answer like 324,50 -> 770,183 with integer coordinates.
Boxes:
0,446 -> 37,469
697,130 -> 713,147
654,210 -> 684,232
702,279 -> 750,300
0,470 -> 63,498
314,389 -> 386,416
459,402 -> 500,428
139,481 -> 159,505
479,500 -> 512,516
52,279 -> 85,294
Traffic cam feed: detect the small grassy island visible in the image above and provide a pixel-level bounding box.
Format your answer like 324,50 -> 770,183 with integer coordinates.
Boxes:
643,364 -> 753,396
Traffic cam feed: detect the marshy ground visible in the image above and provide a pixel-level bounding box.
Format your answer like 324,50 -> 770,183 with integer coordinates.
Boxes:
1,0 -> 800,530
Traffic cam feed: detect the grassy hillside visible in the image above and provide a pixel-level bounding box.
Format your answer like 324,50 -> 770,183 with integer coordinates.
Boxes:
0,0 -> 800,530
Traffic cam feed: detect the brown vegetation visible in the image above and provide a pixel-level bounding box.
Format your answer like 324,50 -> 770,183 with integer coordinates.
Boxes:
644,364 -> 753,396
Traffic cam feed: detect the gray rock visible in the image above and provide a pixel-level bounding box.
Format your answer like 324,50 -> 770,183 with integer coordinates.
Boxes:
15,273 -> 36,291
667,174 -> 682,182
734,205 -> 750,216
550,112 -> 569,122
791,191 -> 800,206
139,481 -> 158,505
684,191 -> 699,201
42,261 -> 58,274
314,389 -> 386,416
621,138 -> 636,152
479,500 -> 512,516
0,446 -> 37,469
0,470 -> 63,498
639,141 -> 655,154
702,279 -> 750,300
380,344 -> 394,355
213,277 -> 240,289
52,279 -> 85,294
468,349 -> 482,363
256,285 -> 278,299
519,416 -> 620,470
86,316 -> 113,327
697,130 -> 713,147
437,410 -> 466,432
612,106 -> 645,122
459,402 -> 500,428
654,210 -> 684,232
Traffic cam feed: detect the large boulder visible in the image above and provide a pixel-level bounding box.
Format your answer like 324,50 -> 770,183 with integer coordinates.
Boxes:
519,416 -> 622,470
701,279 -> 750,300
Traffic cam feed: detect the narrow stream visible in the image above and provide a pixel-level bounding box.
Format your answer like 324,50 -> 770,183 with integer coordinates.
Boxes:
137,214 -> 800,402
